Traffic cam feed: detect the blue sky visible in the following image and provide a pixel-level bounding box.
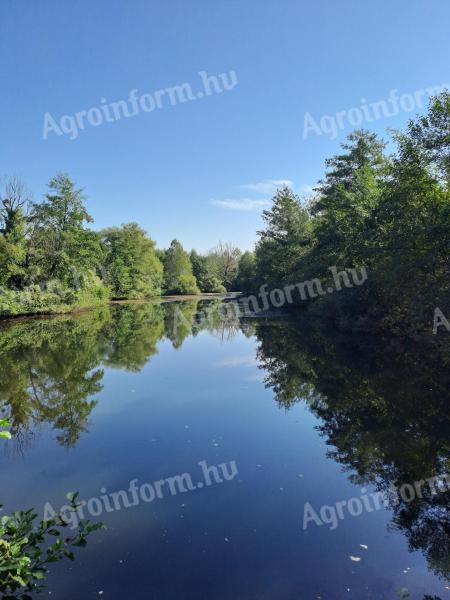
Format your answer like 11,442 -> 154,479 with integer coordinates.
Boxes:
1,0 -> 449,252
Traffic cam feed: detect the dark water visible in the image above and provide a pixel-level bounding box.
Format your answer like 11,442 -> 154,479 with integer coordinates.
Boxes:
0,300 -> 449,600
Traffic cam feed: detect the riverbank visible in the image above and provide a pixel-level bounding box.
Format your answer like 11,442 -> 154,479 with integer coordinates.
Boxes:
0,292 -> 239,322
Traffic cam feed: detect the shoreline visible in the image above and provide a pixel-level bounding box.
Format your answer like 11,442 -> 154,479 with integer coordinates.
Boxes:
0,293 -> 240,325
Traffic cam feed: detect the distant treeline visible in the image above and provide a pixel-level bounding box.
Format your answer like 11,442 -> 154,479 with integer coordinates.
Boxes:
0,172 -> 242,316
1,92 -> 449,328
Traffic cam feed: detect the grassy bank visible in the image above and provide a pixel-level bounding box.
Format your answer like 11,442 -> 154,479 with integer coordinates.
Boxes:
0,288 -> 235,320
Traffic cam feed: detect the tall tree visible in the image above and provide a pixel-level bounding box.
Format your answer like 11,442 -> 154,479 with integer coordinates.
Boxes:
409,90 -> 450,184
163,240 -> 199,295
0,177 -> 29,288
190,249 -> 226,293
255,187 -> 312,289
30,173 -> 102,285
371,94 -> 450,326
235,251 -> 256,292
311,130 -> 387,271
102,224 -> 163,299
207,242 -> 241,290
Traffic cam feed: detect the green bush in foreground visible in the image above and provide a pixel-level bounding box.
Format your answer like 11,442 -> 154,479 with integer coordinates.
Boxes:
0,492 -> 104,599
0,418 -> 11,440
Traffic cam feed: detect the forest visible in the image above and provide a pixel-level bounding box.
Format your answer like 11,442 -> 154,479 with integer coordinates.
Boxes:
1,92 -> 449,334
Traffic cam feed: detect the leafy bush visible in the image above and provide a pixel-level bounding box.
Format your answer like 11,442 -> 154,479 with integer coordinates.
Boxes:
173,274 -> 200,295
0,493 -> 104,599
0,272 -> 109,318
208,279 -> 226,293
0,418 -> 11,440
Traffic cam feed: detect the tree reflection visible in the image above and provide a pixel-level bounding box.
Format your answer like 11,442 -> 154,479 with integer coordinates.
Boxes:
0,311 -> 108,448
163,300 -> 200,348
1,301 -> 448,585
0,300 -> 245,449
104,303 -> 165,371
253,316 -> 450,581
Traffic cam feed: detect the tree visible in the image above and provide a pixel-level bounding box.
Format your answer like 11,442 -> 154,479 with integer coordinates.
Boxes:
163,240 -> 199,295
102,224 -> 163,299
207,242 -> 241,290
30,173 -> 103,285
409,90 -> 450,184
235,251 -> 256,292
255,187 -> 312,290
0,177 -> 30,288
311,130 -> 387,271
370,95 -> 450,327
190,249 -> 226,293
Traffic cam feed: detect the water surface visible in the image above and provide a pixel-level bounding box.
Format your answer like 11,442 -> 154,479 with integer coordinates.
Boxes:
0,300 -> 449,599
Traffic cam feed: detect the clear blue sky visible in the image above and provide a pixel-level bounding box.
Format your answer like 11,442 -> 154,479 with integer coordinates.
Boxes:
1,0 -> 449,252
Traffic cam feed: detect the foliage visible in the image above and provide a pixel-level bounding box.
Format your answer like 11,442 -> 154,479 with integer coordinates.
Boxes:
0,210 -> 27,290
207,242 -> 241,291
235,251 -> 256,292
0,492 -> 104,599
101,223 -> 163,299
0,271 -> 108,318
255,187 -> 312,291
29,172 -> 103,286
0,418 -> 11,440
189,250 -> 226,293
1,91 -> 448,330
163,240 -> 199,295
250,93 -> 450,332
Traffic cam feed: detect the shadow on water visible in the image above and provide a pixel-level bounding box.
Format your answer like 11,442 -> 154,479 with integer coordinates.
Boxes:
0,300 -> 449,589
253,316 -> 450,584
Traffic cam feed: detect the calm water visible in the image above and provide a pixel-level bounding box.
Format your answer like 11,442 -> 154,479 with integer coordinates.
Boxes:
0,300 -> 449,600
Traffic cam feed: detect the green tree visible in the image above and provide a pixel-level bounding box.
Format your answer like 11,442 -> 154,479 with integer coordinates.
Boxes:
190,249 -> 226,293
235,251 -> 256,292
255,187 -> 312,290
207,242 -> 241,290
409,90 -> 450,184
30,172 -> 103,285
0,177 -> 29,288
370,95 -> 450,328
311,130 -> 386,270
163,240 -> 199,295
102,223 -> 163,299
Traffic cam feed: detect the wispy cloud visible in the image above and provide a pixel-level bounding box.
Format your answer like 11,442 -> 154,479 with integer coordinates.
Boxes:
214,355 -> 258,368
241,179 -> 294,195
300,184 -> 315,195
210,198 -> 270,212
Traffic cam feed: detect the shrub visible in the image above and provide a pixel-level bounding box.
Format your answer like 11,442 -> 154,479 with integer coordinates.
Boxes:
0,272 -> 109,318
173,274 -> 200,295
0,493 -> 104,599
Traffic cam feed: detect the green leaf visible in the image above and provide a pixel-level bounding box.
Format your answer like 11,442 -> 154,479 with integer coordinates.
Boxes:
65,492 -> 78,503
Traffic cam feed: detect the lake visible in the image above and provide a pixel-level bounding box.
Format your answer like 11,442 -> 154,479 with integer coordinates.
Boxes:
0,300 -> 449,599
